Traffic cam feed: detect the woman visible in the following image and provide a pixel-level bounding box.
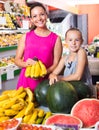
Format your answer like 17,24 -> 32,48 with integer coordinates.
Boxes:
49,28 -> 96,97
15,2 -> 62,91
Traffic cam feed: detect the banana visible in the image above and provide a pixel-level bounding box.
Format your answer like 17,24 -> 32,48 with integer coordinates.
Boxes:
17,91 -> 27,99
0,99 -> 9,107
0,108 -> 4,116
42,111 -> 52,124
2,89 -> 16,97
25,102 -> 34,115
38,60 -> 47,77
2,98 -> 17,109
28,110 -> 38,124
30,64 -> 35,78
5,109 -> 19,116
11,100 -> 25,111
15,106 -> 26,118
36,117 -> 44,124
25,88 -> 33,102
33,62 -> 41,78
22,113 -> 32,123
37,109 -> 45,118
0,94 -> 9,101
0,116 -> 10,122
12,87 -> 24,97
25,66 -> 31,77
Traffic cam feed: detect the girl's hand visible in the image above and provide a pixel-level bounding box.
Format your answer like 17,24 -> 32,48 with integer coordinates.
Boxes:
49,73 -> 58,86
26,58 -> 36,66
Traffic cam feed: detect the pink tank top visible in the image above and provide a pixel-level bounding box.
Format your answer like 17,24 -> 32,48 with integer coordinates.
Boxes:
17,30 -> 58,91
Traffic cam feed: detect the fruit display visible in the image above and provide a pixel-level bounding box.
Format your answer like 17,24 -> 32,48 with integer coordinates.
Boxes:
0,118 -> 21,130
71,98 -> 99,128
0,87 -> 52,124
0,13 -> 16,29
0,33 -> 22,47
25,58 -> 47,79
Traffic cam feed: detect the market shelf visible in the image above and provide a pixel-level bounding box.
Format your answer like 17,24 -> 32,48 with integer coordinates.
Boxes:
0,45 -> 17,52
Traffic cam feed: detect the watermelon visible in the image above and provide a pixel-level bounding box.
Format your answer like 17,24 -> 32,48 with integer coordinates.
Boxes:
71,98 -> 99,128
69,81 -> 92,99
34,79 -> 50,106
47,81 -> 78,113
45,114 -> 83,128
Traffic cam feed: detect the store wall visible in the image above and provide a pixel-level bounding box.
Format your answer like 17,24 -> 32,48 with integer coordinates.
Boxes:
77,4 -> 99,44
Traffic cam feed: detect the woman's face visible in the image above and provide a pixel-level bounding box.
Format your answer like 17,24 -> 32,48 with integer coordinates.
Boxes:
30,6 -> 47,28
66,30 -> 83,52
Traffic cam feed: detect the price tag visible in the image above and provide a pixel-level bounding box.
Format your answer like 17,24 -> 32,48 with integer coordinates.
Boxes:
22,20 -> 29,29
7,69 -> 14,80
0,75 -> 2,89
0,17 -> 6,25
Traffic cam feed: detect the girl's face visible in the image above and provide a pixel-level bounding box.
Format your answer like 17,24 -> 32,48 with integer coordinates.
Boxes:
30,6 -> 47,28
66,30 -> 83,52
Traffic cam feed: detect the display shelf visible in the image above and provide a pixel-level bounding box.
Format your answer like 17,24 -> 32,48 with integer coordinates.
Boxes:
0,45 -> 17,52
1,68 -> 21,81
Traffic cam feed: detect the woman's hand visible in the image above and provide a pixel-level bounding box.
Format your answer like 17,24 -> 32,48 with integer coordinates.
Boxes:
49,73 -> 58,85
26,58 -> 36,66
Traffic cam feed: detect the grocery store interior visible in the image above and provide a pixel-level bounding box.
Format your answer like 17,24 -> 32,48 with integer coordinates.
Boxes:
0,0 -> 99,91
0,0 -> 99,129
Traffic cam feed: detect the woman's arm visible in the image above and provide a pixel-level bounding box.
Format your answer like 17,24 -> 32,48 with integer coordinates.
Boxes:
47,36 -> 63,74
60,48 -> 88,81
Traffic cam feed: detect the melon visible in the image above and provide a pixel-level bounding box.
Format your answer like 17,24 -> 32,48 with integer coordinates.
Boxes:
47,81 -> 78,113
34,79 -> 49,106
71,98 -> 99,128
45,114 -> 83,128
69,81 -> 92,99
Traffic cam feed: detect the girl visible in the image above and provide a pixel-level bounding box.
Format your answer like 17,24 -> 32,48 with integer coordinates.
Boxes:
49,28 -> 96,97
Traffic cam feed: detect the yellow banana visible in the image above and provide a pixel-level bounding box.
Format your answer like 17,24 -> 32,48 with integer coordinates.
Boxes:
15,106 -> 26,118
28,110 -> 38,124
0,94 -> 9,101
5,109 -> 19,116
11,100 -> 25,111
25,88 -> 33,102
25,102 -> 34,115
0,99 -> 9,107
42,111 -> 52,124
30,64 -> 35,78
12,87 -> 24,97
22,113 -> 32,123
38,60 -> 47,77
2,89 -> 16,97
25,66 -> 31,77
38,109 -> 45,118
33,62 -> 41,78
0,116 -> 10,122
17,91 -> 27,99
2,98 -> 17,109
0,108 -> 4,116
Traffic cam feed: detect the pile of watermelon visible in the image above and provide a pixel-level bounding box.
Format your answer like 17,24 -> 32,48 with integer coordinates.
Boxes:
34,80 -> 99,128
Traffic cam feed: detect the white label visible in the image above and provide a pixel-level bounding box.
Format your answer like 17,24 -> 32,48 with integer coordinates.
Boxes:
22,20 -> 29,29
0,17 -> 6,25
7,69 -> 14,80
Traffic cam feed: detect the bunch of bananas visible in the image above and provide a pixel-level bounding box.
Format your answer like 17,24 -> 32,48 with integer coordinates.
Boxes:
25,59 -> 47,79
0,87 -> 52,124
25,58 -> 47,79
